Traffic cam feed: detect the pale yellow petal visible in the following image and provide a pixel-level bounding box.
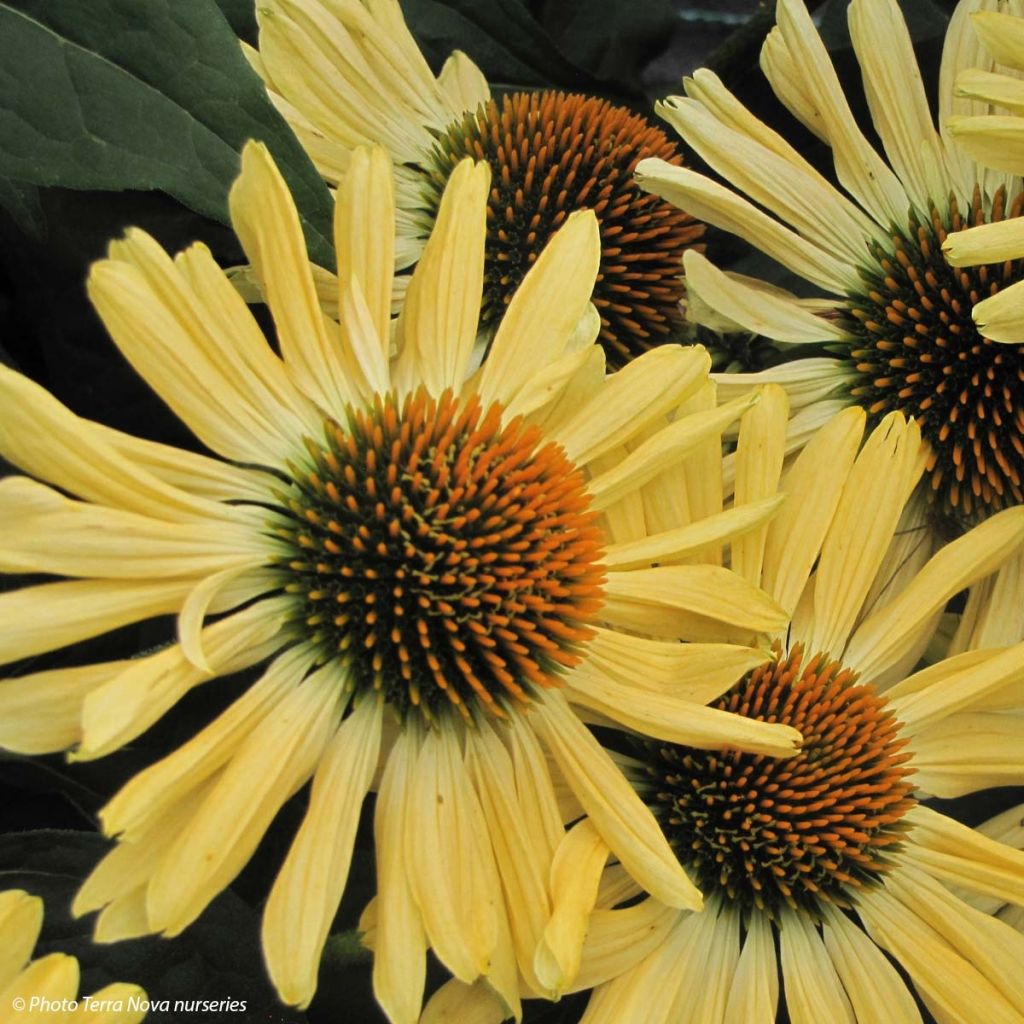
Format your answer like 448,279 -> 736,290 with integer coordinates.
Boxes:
437,51 -> 490,112
732,383 -> 789,587
420,978 -> 506,1024
477,210 -> 601,409
0,891 -> 43,991
948,113 -> 1024,175
532,691 -> 702,911
335,144 -> 395,355
820,903 -> 921,1024
724,911 -> 778,1024
78,983 -> 147,1024
373,731 -> 427,1024
1,954 -> 79,1018
809,412 -> 923,659
635,159 -> 855,294
229,141 -> 354,411
761,405 -> 864,614
778,908 -> 854,1024
972,9 -> 1024,72
146,662 -> 341,936
845,506 -> 1024,682
392,159 -> 489,395
956,67 -> 1024,112
535,820 -> 608,996
972,278 -> 1024,342
77,598 -> 290,761
0,367 -> 227,522
943,214 -> 1024,266
263,694 -> 382,1008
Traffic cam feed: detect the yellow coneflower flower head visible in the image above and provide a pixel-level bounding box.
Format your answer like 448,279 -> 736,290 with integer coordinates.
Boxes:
944,5 -> 1024,343
0,142 -> 800,1024
636,0 -> 1024,527
424,391 -> 1024,1024
244,0 -> 705,365
0,889 -> 146,1023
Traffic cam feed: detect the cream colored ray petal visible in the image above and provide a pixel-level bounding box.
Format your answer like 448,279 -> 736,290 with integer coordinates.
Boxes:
89,252 -> 308,471
503,342 -> 597,425
373,729 -> 427,1024
256,0 -> 438,163
533,691 -> 702,911
778,908 -> 854,1024
170,238 -> 323,430
0,477 -> 269,580
772,0 -> 911,228
77,598 -> 290,762
336,144 -> 394,354
535,820 -> 608,997
848,0 -> 950,214
956,67 -> 1024,113
972,9 -> 1024,71
723,910 -> 778,1024
909,711 -> 1024,796
602,497 -> 784,571
92,887 -> 152,944
421,978 -> 507,1024
594,866 -> 638,912
0,368 -> 231,523
635,159 -> 855,294
585,628 -> 769,703
604,564 -> 790,635
567,663 -> 801,757
0,891 -> 42,991
146,663 -> 341,936
858,882 -> 1020,1024
229,142 -> 354,412
941,0 -> 1000,199
477,210 -> 601,409
438,51 -> 490,112
807,412 -> 923,660
1,954 -> 79,1014
732,383 -> 789,587
391,159 -> 489,396
889,640 -> 1024,733
78,983 -> 147,1024
760,25 -> 826,141
77,773 -> 220,921
950,549 -> 1024,653
335,269 -> 391,401
530,344 -> 605,439
884,866 -> 1024,1017
971,278 -> 1024,342
91,422 -> 279,505
589,392 -> 758,512
406,725 -> 498,985
568,900 -> 679,994
504,713 -> 563,866
948,114 -> 1024,175
591,444 -> 648,548
579,913 -> 692,1024
465,721 -> 551,1000
683,68 -> 887,245
0,661 -> 134,757
667,902 -> 739,1021
944,216 -> 1024,265
820,903 -> 921,1023
844,506 -> 1024,683
263,694 -> 382,1008
902,804 -> 1024,907
658,97 -> 871,268
712,358 -> 856,414
0,578 -> 194,667
554,346 -> 710,466
99,644 -> 312,842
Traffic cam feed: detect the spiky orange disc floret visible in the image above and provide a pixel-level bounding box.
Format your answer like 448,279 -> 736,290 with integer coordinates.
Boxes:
276,387 -> 606,721
845,185 -> 1024,521
428,91 -> 705,366
645,645 -> 916,919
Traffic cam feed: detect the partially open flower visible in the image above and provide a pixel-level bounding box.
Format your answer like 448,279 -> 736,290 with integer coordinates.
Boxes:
245,0 -> 705,365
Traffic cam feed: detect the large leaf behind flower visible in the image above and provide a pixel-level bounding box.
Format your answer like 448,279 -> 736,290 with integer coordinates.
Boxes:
0,0 -> 333,265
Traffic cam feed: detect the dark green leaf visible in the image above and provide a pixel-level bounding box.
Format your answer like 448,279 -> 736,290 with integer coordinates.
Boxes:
0,0 -> 333,265
0,177 -> 45,238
